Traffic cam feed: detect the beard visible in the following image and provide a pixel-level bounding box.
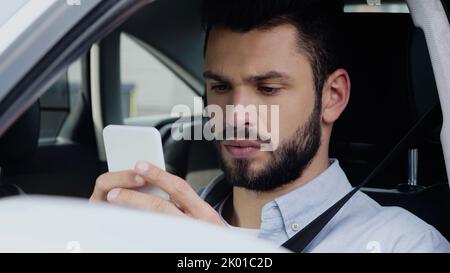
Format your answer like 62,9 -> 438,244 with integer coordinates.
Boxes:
215,104 -> 322,192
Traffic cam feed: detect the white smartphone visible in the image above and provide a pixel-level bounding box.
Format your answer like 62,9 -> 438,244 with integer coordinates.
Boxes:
102,125 -> 169,200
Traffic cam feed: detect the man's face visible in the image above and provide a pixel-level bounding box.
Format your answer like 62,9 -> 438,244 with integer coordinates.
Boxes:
204,24 -> 322,191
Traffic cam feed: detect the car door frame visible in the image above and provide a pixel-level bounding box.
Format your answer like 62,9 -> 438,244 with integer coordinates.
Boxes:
0,0 -> 154,137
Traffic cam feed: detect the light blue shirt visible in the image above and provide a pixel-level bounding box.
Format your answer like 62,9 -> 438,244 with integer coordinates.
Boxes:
200,159 -> 450,253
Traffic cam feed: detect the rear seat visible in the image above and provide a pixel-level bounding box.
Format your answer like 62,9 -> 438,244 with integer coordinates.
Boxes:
331,13 -> 445,188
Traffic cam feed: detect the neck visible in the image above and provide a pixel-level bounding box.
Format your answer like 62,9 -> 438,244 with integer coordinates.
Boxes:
224,151 -> 330,229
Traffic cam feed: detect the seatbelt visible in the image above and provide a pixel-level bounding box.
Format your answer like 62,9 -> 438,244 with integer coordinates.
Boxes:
281,103 -> 441,252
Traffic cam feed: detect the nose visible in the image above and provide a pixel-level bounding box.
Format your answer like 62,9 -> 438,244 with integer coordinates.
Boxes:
226,87 -> 257,129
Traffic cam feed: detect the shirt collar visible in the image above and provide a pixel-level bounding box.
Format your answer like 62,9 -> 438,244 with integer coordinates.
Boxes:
259,159 -> 352,237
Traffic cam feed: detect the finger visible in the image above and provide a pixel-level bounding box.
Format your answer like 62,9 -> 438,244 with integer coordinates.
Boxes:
90,170 -> 146,202
134,160 -> 220,222
106,188 -> 185,217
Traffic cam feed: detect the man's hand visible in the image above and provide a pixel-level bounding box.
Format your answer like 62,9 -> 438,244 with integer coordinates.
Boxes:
89,160 -> 224,226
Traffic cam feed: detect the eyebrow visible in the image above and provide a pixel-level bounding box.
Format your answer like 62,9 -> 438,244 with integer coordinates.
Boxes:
246,71 -> 292,82
203,71 -> 231,83
203,70 -> 292,83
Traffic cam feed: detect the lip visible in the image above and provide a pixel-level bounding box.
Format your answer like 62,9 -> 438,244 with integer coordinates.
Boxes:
222,140 -> 261,158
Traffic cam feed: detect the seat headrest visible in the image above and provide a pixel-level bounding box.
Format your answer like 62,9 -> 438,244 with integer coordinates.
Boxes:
0,102 -> 40,166
332,13 -> 439,147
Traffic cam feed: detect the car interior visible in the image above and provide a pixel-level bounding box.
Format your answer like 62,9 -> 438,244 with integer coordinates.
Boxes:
0,0 -> 449,240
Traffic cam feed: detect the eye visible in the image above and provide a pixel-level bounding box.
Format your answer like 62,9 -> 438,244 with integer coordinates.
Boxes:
210,84 -> 230,93
258,86 -> 282,95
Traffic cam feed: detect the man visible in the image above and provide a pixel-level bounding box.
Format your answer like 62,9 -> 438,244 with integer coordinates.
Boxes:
90,0 -> 450,252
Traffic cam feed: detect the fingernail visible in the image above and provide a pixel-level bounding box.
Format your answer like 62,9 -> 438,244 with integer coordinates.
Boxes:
136,161 -> 150,173
107,188 -> 121,201
134,175 -> 144,185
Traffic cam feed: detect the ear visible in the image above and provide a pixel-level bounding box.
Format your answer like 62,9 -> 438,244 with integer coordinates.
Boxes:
321,69 -> 351,124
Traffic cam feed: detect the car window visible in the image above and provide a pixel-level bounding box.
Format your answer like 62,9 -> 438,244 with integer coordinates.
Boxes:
120,33 -> 202,123
38,58 -> 82,144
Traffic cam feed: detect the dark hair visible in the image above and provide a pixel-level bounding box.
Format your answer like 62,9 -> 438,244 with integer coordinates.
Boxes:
201,0 -> 344,99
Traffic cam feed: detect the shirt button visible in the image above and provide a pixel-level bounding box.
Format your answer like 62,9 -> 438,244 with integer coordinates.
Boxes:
291,223 -> 300,231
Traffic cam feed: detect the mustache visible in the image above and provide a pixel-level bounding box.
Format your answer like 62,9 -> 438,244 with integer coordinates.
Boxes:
215,125 -> 271,143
